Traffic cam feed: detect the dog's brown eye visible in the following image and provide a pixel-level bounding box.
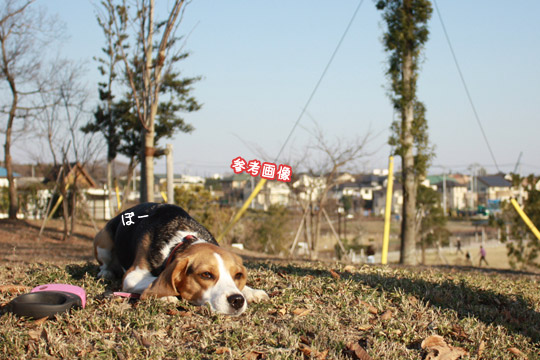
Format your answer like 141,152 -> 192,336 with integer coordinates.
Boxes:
200,272 -> 214,280
234,272 -> 244,280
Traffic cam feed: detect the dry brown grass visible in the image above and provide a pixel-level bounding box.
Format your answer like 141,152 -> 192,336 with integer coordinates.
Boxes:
1,260 -> 539,359
1,220 -> 539,359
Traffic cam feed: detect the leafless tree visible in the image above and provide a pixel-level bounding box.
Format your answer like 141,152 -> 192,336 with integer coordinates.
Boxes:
103,0 -> 188,202
0,0 -> 62,218
292,123 -> 371,258
93,0 -> 126,215
35,61 -> 100,240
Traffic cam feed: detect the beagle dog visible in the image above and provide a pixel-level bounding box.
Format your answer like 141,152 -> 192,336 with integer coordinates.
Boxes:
93,202 -> 268,316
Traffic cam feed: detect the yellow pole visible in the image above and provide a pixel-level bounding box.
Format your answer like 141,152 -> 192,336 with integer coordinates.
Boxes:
47,182 -> 71,221
510,198 -> 540,241
114,179 -> 121,211
47,194 -> 64,221
216,178 -> 267,243
381,156 -> 394,264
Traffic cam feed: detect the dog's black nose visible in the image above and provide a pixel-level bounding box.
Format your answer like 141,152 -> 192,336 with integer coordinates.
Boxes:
227,294 -> 245,310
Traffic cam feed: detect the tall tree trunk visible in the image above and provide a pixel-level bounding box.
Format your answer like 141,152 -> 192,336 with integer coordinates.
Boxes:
313,209 -> 322,260
144,130 -> 155,202
140,133 -> 148,202
70,185 -> 77,240
4,76 -> 18,219
399,0 -> 418,265
400,115 -> 417,264
61,186 -> 69,241
1,19 -> 20,220
421,237 -> 426,265
308,204 -> 315,254
142,0 -> 155,203
122,157 -> 137,210
107,159 -> 114,214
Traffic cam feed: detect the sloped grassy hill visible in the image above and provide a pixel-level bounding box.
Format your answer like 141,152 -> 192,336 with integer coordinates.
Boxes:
1,261 -> 539,359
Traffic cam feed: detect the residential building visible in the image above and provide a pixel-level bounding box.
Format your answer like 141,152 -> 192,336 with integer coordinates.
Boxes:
0,166 -> 20,187
477,174 -> 513,210
245,180 -> 291,209
333,174 -> 386,214
221,173 -> 252,206
156,174 -> 205,190
292,173 -> 326,203
426,175 -> 469,212
372,182 -> 403,216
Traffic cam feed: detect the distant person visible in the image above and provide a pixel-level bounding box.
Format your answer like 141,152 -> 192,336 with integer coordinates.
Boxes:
479,245 -> 489,267
465,251 -> 472,265
456,239 -> 463,254
366,244 -> 375,264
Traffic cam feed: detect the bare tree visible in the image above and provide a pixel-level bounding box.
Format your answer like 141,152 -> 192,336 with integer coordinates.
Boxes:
0,0 -> 62,218
91,0 -> 126,214
293,123 -> 370,258
35,61 -> 99,165
104,0 -> 193,202
35,61 -> 100,240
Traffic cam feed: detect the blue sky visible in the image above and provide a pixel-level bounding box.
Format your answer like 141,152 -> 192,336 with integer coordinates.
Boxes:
15,0 -> 540,177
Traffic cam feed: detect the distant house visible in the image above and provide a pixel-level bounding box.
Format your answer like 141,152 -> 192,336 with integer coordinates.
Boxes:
335,172 -> 355,185
426,175 -> 469,211
291,172 -> 353,202
373,182 -> 403,216
156,174 -> 205,190
333,174 -> 386,213
477,174 -> 513,209
446,180 -> 469,211
219,172 -> 293,209
0,167 -> 20,187
245,180 -> 291,209
222,173 -> 251,190
44,162 -> 97,189
292,173 -> 326,203
221,173 -> 252,206
43,163 -> 114,220
0,167 -> 21,218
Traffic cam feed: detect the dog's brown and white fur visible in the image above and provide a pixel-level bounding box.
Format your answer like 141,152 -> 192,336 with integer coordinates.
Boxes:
94,203 -> 268,316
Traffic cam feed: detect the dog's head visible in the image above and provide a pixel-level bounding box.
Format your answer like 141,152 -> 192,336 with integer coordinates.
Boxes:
140,243 -> 248,316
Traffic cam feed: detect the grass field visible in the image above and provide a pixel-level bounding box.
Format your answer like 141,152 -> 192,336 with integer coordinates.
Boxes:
1,218 -> 539,359
1,259 -> 540,359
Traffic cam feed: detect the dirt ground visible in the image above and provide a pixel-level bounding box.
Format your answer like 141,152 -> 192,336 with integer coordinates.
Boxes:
0,219 -> 100,265
0,218 -> 524,271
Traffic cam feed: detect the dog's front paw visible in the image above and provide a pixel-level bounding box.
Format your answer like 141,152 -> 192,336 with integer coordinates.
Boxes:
159,296 -> 180,304
242,286 -> 270,303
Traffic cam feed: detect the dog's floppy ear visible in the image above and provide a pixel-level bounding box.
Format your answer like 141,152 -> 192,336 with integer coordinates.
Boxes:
141,257 -> 189,300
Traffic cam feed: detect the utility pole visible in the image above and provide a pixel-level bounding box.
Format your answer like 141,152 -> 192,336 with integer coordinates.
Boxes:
468,164 -> 477,210
514,151 -> 523,204
166,144 -> 174,204
442,171 -> 447,215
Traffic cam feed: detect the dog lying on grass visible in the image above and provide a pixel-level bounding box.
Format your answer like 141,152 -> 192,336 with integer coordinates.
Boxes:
93,202 -> 268,316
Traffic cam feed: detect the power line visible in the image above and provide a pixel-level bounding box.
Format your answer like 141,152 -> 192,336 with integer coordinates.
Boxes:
433,0 -> 501,173
273,0 -> 365,163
